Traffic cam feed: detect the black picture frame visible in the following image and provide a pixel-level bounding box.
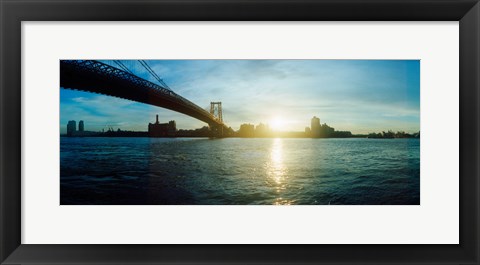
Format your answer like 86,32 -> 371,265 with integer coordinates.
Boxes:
1,0 -> 479,264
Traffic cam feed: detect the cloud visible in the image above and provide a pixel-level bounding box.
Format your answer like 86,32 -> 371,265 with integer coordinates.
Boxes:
61,60 -> 420,134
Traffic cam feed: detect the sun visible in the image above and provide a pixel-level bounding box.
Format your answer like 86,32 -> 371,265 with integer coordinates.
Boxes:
270,116 -> 286,131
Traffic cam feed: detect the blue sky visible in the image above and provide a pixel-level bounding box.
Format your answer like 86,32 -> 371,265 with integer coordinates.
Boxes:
60,60 -> 420,134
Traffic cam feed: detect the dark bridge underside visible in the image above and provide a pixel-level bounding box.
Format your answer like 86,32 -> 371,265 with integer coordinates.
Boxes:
60,60 -> 227,130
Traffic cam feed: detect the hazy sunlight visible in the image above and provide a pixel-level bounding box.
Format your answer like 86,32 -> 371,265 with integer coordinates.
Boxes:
269,116 -> 286,131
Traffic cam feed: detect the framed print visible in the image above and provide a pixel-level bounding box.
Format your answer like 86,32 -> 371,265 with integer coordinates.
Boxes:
1,0 -> 479,264
23,24 -> 456,245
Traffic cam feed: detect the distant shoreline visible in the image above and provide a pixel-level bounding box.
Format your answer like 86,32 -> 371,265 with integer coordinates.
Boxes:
60,135 -> 420,139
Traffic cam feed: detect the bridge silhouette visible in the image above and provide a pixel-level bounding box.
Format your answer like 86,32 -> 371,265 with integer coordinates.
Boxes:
60,60 -> 229,136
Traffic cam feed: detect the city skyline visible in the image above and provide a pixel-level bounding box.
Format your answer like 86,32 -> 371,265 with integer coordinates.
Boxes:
60,60 -> 420,134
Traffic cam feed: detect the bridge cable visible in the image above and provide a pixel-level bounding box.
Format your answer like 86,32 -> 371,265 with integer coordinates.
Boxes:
138,60 -> 164,86
138,60 -> 162,83
138,60 -> 172,90
113,60 -> 134,75
112,60 -> 128,72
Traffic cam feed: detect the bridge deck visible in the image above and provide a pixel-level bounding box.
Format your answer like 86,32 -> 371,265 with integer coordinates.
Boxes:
60,60 -> 228,131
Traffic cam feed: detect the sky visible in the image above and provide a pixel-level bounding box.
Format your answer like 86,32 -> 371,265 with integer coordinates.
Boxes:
60,60 -> 420,134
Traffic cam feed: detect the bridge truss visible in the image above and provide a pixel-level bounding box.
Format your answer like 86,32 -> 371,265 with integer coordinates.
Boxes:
60,60 -> 229,135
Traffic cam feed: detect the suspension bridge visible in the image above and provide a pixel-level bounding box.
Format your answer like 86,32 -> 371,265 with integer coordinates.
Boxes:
60,60 -> 230,137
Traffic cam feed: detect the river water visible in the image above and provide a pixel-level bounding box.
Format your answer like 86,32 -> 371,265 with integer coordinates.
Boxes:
60,137 -> 420,205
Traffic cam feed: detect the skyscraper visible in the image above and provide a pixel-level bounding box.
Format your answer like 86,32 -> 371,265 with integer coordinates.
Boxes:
67,120 -> 76,136
78,120 -> 84,132
311,116 -> 320,138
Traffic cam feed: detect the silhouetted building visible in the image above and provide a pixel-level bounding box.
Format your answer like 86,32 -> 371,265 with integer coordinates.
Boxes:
177,126 -> 211,137
255,123 -> 270,137
311,116 -> 320,137
305,126 -> 311,137
148,114 -> 176,137
65,119 -> 101,137
331,130 -> 353,138
238,123 -> 255,137
320,123 -> 335,137
67,120 -> 76,136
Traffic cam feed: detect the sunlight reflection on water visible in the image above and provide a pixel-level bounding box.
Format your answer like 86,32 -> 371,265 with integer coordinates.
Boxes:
267,138 -> 293,205
61,137 -> 420,205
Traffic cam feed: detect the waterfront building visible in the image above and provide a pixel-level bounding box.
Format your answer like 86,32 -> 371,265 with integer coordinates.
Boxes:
311,116 -> 321,138
305,126 -> 311,137
148,114 -> 176,137
78,120 -> 84,132
238,123 -> 255,137
320,123 -> 335,137
255,123 -> 270,137
67,120 -> 76,136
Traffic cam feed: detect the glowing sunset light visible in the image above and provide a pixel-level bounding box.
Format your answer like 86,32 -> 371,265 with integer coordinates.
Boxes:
60,60 -> 420,134
270,116 -> 287,131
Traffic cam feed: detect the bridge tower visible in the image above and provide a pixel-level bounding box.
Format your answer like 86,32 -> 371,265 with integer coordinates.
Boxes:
210,102 -> 223,123
210,102 -> 224,137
